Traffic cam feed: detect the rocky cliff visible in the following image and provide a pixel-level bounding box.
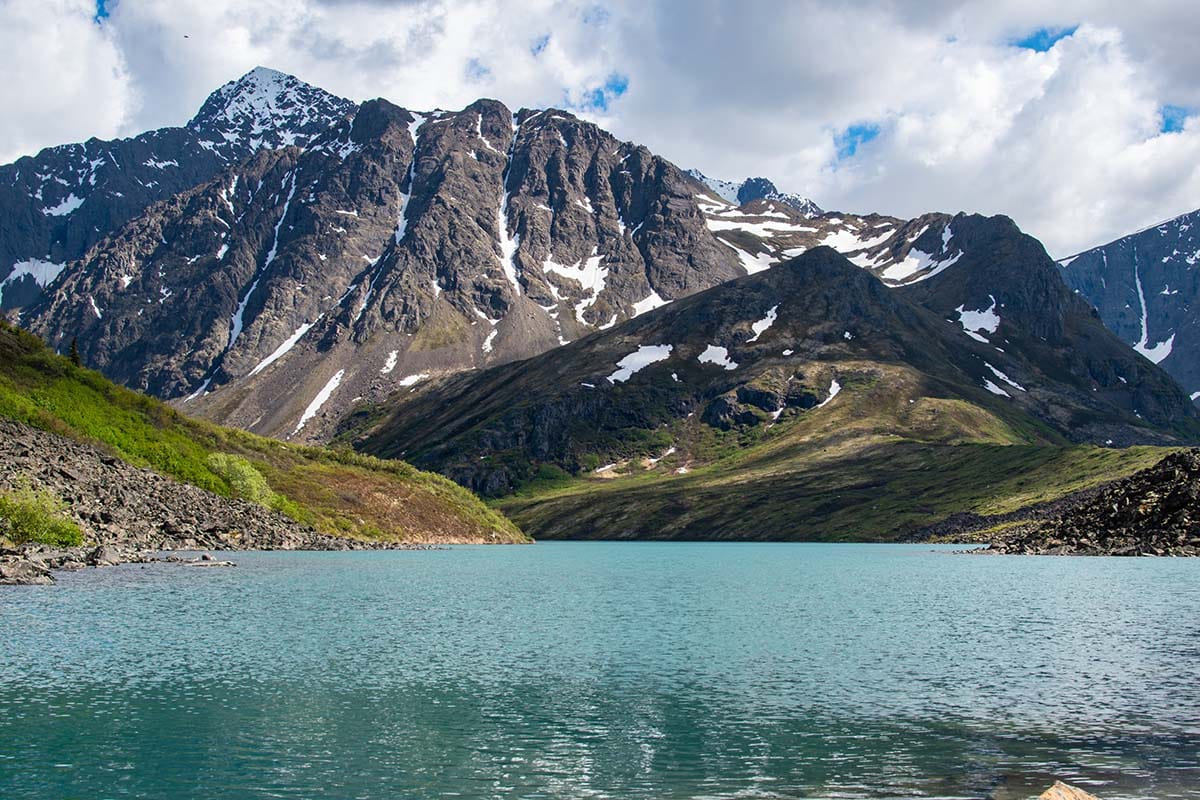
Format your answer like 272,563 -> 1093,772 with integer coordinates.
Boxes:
987,447 -> 1200,556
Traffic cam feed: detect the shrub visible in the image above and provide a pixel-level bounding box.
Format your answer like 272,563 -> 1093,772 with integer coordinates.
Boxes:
0,482 -> 84,547
206,453 -> 276,505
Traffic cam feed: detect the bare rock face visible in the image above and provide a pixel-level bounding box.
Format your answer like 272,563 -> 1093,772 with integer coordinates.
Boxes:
1039,780 -> 1101,800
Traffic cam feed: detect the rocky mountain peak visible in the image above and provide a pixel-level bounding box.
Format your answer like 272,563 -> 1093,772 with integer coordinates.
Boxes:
686,169 -> 823,218
187,66 -> 356,152
736,176 -> 780,204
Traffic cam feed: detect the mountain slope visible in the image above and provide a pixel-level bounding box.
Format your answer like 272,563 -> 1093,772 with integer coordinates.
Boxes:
0,67 -> 353,314
0,319 -> 525,544
1058,208 -> 1200,403
339,240 -> 1198,538
15,69 -> 970,445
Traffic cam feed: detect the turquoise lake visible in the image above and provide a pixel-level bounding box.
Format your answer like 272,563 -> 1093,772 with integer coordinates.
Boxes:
2,542 -> 1198,799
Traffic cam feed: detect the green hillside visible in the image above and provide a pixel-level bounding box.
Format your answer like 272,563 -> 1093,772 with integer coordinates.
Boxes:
0,320 -> 526,544
495,378 -> 1172,541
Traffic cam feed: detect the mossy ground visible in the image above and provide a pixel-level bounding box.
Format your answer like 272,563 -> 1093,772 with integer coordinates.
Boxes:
0,321 -> 526,544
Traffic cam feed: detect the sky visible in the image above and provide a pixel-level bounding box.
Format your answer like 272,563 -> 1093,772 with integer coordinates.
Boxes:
2,0 -> 1199,256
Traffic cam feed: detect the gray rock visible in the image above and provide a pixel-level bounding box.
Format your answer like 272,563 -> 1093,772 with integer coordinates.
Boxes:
0,557 -> 53,585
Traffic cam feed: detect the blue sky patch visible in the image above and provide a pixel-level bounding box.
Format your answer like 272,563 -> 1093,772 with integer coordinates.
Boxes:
94,0 -> 109,22
571,72 -> 629,112
1011,25 -> 1078,52
1161,105 -> 1191,134
582,5 -> 610,26
465,58 -> 491,82
531,34 -> 550,57
835,123 -> 880,160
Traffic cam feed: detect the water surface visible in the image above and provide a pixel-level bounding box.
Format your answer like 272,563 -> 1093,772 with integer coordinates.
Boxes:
2,543 -> 1198,799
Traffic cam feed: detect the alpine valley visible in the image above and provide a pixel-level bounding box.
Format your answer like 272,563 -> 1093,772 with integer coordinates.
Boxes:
6,67 -> 1200,542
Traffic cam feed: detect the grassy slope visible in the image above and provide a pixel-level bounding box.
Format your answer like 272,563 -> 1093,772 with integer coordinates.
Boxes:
0,321 -> 527,544
496,363 -> 1173,541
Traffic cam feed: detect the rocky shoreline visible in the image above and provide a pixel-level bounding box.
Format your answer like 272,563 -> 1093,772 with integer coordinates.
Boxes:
984,449 -> 1200,556
0,419 -> 436,585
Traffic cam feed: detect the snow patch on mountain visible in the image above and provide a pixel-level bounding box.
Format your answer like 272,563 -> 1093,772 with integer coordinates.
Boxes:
544,249 -> 608,323
985,362 -> 1025,392
957,296 -> 1000,342
607,344 -> 673,383
698,345 -> 738,370
0,259 -> 66,305
43,193 -> 83,216
294,369 -> 345,434
817,378 -> 842,408
632,289 -> 668,317
248,317 -> 320,377
746,305 -> 779,342
188,66 -> 355,153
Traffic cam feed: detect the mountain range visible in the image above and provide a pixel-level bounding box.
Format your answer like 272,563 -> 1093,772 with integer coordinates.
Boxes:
3,66 -> 1199,539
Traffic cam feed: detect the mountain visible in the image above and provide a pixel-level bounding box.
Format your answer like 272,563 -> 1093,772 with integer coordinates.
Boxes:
23,79 -> 763,440
1058,208 -> 1200,404
685,169 -> 823,217
0,318 -> 525,547
11,70 -> 986,443
339,231 -> 1199,539
0,67 -> 354,313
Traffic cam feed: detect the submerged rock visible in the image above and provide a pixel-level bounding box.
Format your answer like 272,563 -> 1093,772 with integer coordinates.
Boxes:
1039,780 -> 1101,800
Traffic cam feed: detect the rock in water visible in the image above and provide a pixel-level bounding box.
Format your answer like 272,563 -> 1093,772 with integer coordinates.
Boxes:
1039,780 -> 1101,800
0,556 -> 53,585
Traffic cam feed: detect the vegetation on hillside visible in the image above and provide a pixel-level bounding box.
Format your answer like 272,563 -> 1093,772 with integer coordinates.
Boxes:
0,480 -> 84,548
0,320 -> 526,544
493,362 -> 1176,541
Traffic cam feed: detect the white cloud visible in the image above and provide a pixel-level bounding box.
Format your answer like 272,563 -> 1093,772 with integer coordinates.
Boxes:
2,0 -> 1199,254
0,0 -> 134,163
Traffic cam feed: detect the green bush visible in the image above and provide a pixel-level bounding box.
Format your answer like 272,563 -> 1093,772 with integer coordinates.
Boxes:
206,453 -> 276,505
0,483 -> 84,547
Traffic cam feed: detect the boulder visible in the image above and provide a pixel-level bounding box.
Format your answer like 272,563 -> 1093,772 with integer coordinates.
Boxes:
0,557 -> 54,585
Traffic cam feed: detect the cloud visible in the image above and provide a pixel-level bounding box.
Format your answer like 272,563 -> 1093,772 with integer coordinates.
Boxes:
0,0 -> 133,164
2,0 -> 1199,254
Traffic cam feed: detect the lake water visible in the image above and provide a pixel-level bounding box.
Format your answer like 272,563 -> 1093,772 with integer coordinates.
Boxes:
2,543 -> 1199,799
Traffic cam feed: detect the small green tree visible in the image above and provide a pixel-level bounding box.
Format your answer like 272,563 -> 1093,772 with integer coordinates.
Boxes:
206,453 -> 277,506
68,337 -> 81,368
